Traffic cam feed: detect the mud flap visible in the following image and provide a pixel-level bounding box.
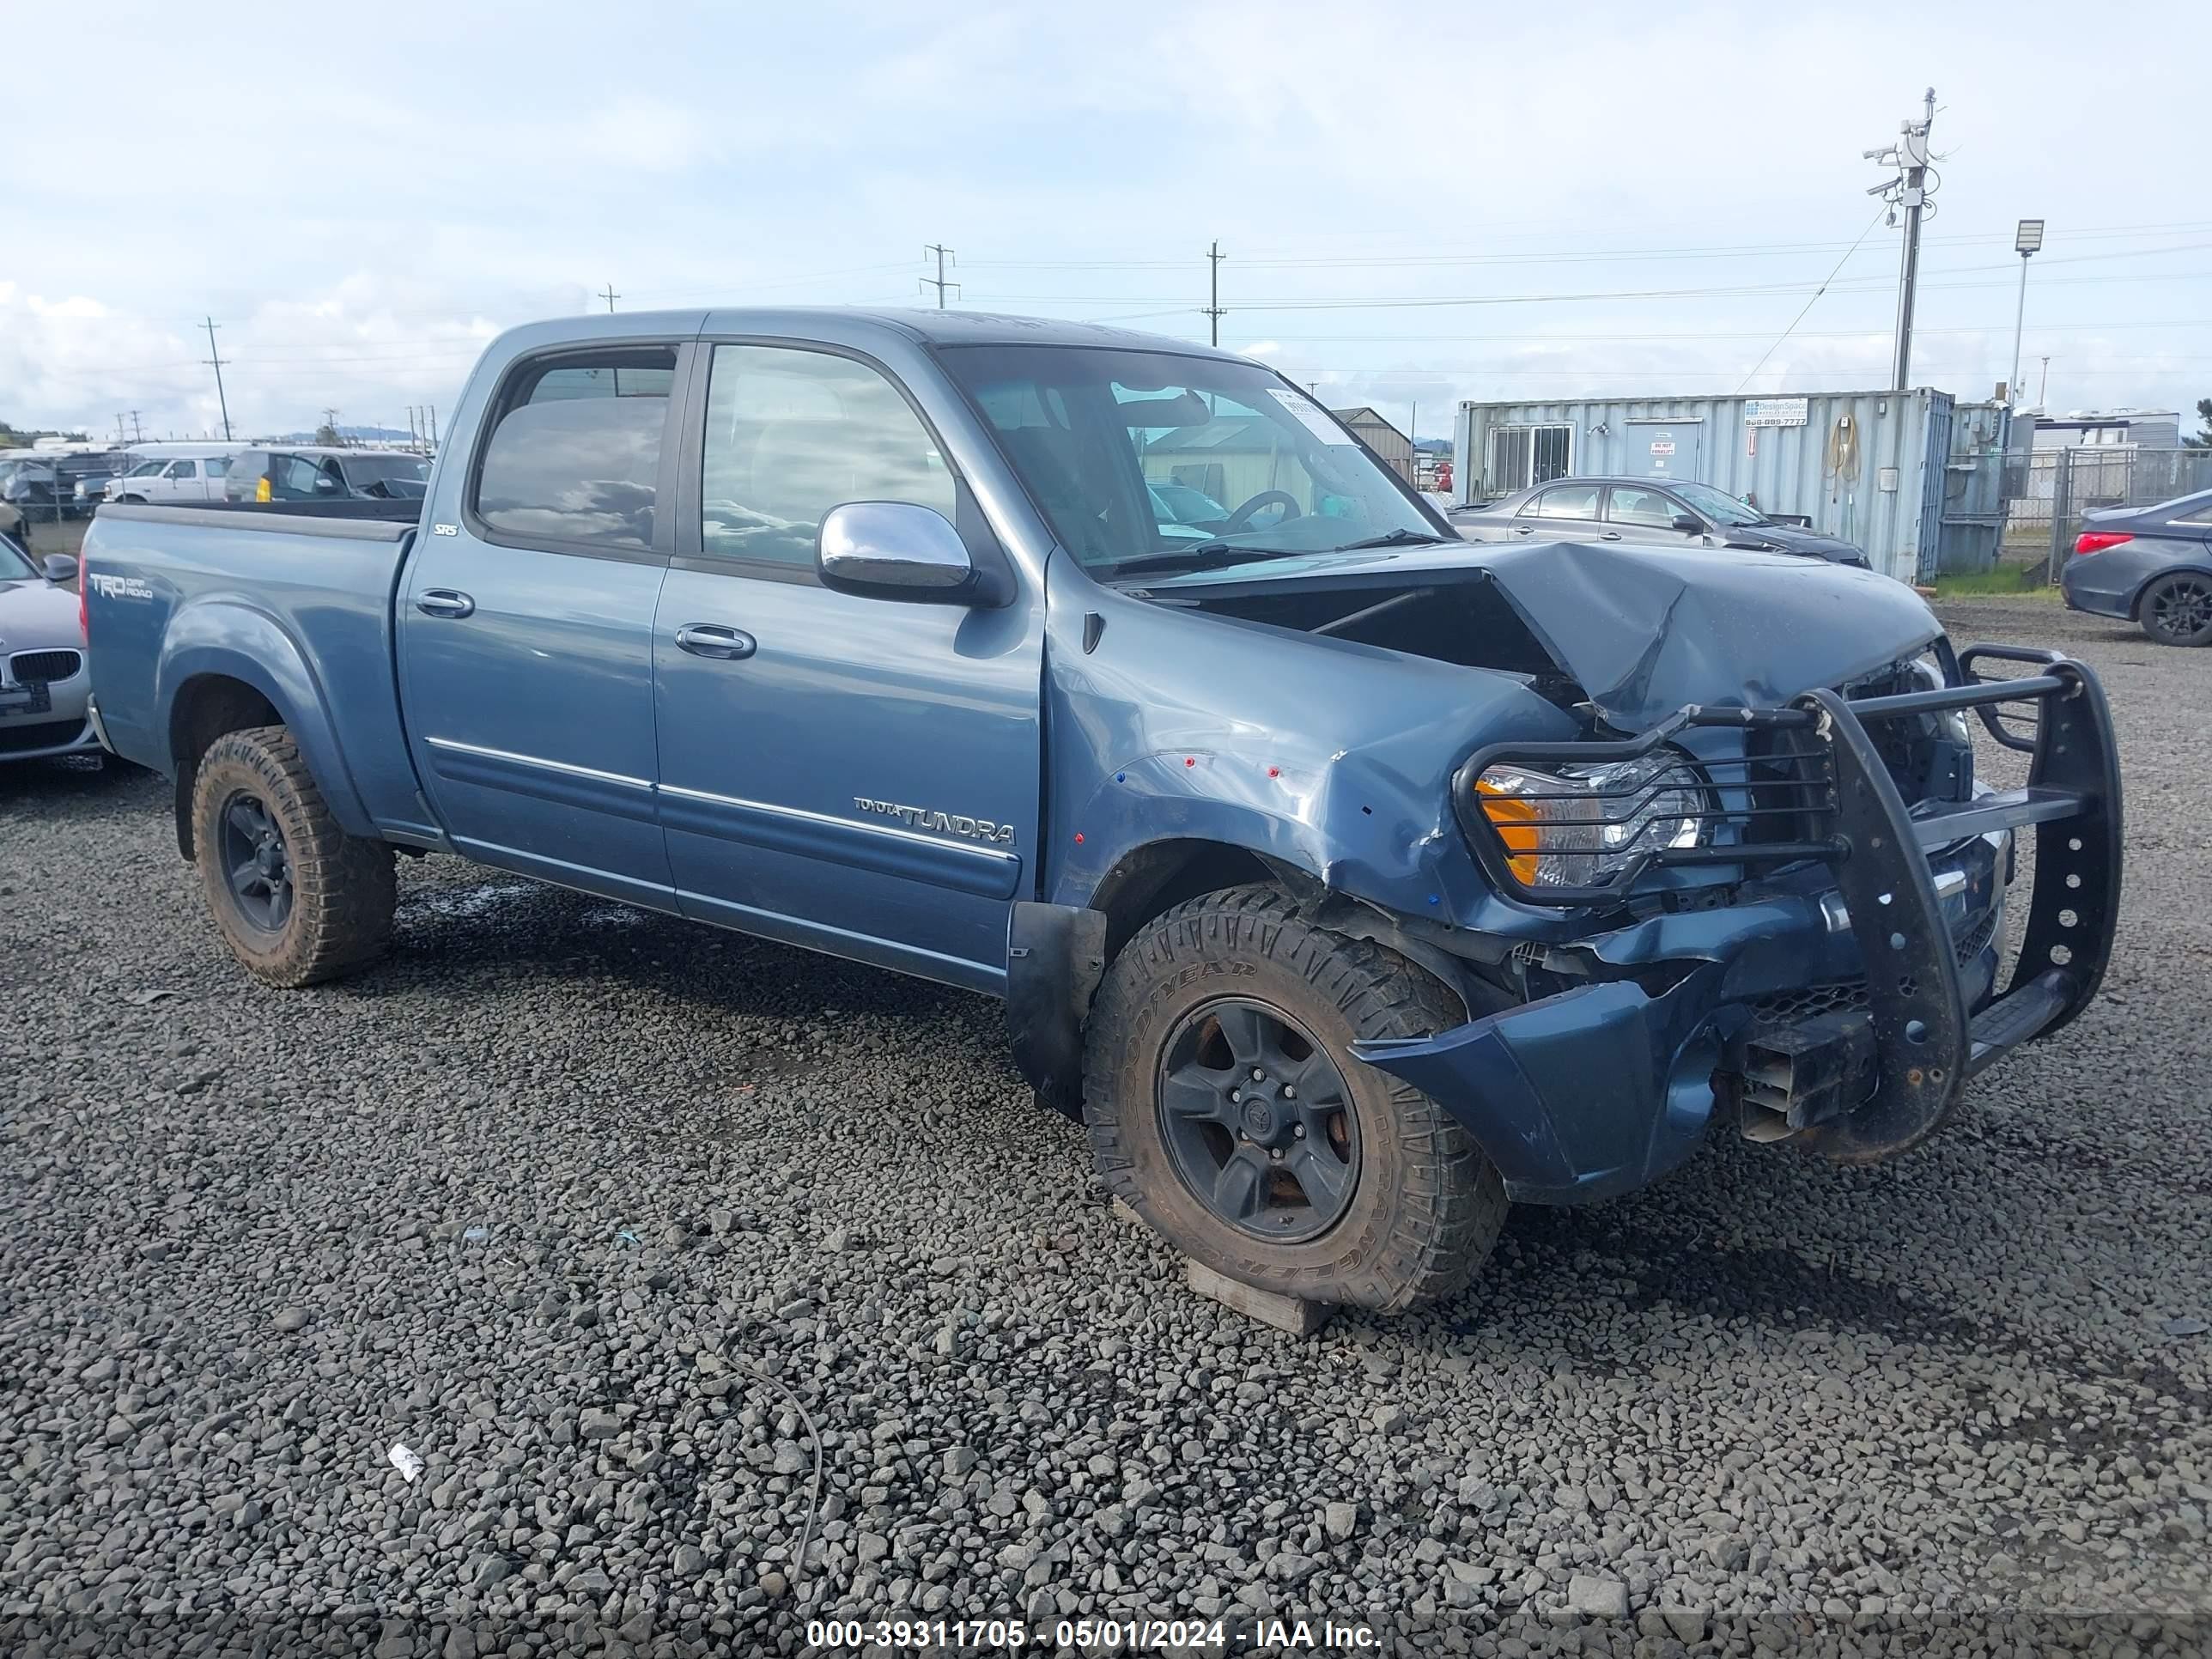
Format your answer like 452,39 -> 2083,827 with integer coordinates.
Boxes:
1006,901 -> 1107,1118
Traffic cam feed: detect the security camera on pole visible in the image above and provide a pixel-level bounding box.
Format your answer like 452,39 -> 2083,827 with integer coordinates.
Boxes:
1863,89 -> 1940,392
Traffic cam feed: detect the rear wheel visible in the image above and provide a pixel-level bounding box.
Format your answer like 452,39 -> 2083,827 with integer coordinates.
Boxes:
1083,884 -> 1507,1312
190,726 -> 395,986
2139,571 -> 2212,647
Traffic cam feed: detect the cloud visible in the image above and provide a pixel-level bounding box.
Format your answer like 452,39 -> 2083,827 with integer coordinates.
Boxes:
2,0 -> 2205,435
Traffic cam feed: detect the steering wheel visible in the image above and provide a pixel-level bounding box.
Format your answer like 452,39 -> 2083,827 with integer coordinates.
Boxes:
1221,489 -> 1303,534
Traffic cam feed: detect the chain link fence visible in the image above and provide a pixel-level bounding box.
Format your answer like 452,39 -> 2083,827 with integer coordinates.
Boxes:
2004,445 -> 2212,580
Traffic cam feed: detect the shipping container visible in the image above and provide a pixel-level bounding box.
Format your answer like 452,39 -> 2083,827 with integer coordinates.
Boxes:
1453,389 -> 2012,582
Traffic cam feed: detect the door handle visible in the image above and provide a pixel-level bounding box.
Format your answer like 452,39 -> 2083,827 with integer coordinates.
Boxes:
1599,530 -> 1623,541
1511,525 -> 1534,536
675,623 -> 757,660
416,588 -> 475,618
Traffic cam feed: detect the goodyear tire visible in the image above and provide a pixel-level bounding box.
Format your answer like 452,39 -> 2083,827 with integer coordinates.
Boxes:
190,726 -> 395,987
1083,884 -> 1507,1312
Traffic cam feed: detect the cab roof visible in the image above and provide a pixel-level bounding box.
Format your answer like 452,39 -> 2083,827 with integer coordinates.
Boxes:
484,307 -> 1247,362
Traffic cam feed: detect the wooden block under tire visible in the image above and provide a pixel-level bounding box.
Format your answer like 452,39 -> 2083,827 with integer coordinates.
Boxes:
1186,1261 -> 1335,1336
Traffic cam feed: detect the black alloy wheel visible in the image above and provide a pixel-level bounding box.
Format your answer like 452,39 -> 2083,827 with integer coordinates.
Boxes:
219,789 -> 295,933
2143,572 -> 2212,646
1156,996 -> 1360,1243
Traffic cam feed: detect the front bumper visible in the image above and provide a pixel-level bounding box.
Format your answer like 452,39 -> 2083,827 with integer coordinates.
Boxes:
1355,646 -> 2122,1203
0,674 -> 100,763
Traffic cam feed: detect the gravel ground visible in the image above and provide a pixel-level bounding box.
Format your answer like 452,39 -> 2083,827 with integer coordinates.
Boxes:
2,597 -> 2206,1658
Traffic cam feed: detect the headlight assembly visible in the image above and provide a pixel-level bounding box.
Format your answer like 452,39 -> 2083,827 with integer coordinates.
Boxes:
1474,751 -> 1710,891
1911,653 -> 1973,747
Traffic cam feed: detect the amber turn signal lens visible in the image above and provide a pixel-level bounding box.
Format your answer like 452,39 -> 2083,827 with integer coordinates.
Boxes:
1474,778 -> 1540,884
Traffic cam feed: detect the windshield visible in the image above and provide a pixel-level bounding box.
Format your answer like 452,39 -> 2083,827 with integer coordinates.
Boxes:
1669,480 -> 1768,527
0,533 -> 33,579
939,344 -> 1436,575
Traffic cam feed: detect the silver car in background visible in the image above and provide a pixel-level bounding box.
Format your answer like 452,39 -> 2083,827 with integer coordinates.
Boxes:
0,532 -> 97,763
1451,476 -> 1871,568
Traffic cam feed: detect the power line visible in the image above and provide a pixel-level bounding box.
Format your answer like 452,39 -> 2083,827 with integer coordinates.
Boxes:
957,219 -> 2212,271
1735,208 -> 1889,392
1217,318 -> 2212,345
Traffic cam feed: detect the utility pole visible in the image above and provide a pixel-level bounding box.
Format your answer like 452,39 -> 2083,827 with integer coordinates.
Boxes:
2037,356 -> 2051,407
1204,240 -> 1225,347
1863,88 -> 1938,392
599,283 -> 619,313
921,245 -> 958,309
406,406 -> 420,451
322,407 -> 341,441
203,318 -> 234,442
129,410 -> 144,443
115,414 -> 129,445
428,405 -> 438,448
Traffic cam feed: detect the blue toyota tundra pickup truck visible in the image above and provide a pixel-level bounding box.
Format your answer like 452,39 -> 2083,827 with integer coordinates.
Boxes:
81,309 -> 2123,1313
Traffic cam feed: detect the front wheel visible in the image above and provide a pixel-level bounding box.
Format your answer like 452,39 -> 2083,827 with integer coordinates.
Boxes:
190,726 -> 396,986
1082,884 -> 1506,1312
2139,570 -> 2212,647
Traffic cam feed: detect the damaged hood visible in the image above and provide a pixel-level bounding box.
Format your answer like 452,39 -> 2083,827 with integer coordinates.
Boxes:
1466,539 -> 1942,726
1143,537 -> 1943,730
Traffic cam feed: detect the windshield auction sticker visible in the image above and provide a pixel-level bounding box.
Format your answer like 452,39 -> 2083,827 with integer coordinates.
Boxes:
1267,388 -> 1359,445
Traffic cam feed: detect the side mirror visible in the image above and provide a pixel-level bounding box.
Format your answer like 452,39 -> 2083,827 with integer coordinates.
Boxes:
817,501 -> 980,605
42,553 -> 78,584
1670,514 -> 1704,535
313,475 -> 340,494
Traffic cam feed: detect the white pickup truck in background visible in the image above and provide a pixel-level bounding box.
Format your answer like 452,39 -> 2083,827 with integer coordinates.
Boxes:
102,446 -> 240,505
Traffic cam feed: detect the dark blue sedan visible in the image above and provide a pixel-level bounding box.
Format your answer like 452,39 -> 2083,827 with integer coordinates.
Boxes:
2060,487 -> 2212,646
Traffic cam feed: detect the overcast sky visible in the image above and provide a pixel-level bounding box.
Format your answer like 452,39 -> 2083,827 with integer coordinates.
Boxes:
5,0 -> 2207,445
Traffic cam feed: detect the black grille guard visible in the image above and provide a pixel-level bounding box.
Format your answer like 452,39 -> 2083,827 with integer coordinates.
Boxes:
1452,643 -> 2123,1162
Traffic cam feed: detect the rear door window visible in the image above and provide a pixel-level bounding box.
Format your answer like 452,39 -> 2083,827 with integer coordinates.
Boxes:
1532,483 -> 1601,520
473,348 -> 678,550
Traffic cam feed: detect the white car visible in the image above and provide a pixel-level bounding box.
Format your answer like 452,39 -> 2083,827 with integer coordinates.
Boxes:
103,446 -> 238,505
0,532 -> 96,763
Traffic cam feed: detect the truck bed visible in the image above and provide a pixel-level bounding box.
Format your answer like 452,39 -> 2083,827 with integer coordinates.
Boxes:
83,501 -> 431,843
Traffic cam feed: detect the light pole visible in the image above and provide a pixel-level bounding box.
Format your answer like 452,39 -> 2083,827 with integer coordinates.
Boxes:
2009,218 -> 2044,405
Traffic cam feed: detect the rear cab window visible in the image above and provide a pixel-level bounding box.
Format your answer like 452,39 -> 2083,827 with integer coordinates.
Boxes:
472,349 -> 678,550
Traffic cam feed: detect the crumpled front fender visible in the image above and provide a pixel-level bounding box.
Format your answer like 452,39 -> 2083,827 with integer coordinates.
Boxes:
1352,962 -> 1731,1203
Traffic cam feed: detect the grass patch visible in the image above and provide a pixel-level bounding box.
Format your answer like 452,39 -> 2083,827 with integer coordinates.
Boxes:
1930,566 -> 2060,599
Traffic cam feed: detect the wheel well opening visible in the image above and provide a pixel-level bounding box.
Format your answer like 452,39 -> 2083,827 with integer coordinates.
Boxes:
1091,839 -> 1275,963
169,675 -> 281,859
